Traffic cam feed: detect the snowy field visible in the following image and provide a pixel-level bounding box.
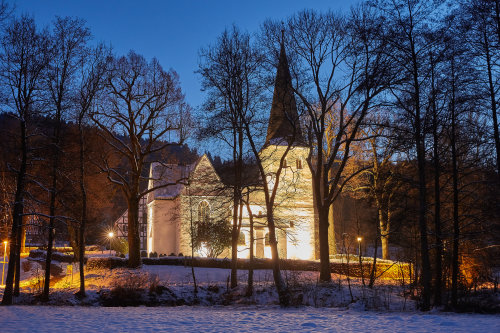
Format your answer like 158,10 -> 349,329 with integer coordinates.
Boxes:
0,306 -> 498,332
1,257 -> 498,332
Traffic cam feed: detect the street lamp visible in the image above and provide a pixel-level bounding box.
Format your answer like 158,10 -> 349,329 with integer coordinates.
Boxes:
357,236 -> 365,286
1,240 -> 7,287
108,232 -> 114,257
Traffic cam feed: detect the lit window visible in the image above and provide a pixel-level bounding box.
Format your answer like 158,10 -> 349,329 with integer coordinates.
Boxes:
296,159 -> 302,169
198,201 -> 210,223
238,232 -> 246,245
265,232 -> 270,246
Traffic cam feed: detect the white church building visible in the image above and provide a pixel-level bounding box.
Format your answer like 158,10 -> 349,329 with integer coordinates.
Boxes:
116,41 -> 317,260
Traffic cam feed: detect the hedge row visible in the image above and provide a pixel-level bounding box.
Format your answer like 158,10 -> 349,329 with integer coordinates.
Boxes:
29,249 -> 79,263
142,257 -> 411,280
86,257 -> 128,270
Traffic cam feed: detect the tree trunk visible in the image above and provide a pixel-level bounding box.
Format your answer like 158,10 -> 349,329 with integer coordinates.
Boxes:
369,226 -> 379,288
127,197 -> 141,268
432,101 -> 442,306
230,129 -> 243,289
484,31 -> 500,182
379,206 -> 389,260
318,208 -> 331,282
412,38 -> 431,310
328,168 -> 337,255
68,223 -> 80,261
77,119 -> 87,297
450,59 -> 460,308
266,209 -> 289,306
246,200 -> 254,297
42,114 -> 62,302
2,118 -> 27,305
430,53 -> 443,306
13,223 -> 22,296
20,220 -> 26,254
42,178 -> 57,301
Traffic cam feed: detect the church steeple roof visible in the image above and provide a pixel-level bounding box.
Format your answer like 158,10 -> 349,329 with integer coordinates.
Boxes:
264,32 -> 304,147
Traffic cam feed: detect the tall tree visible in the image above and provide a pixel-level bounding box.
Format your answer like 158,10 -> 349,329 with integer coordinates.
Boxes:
0,15 -> 50,305
375,0 -> 439,310
263,7 -> 392,282
73,43 -> 109,297
197,26 -> 261,288
92,51 -> 188,268
463,0 -> 500,182
42,16 -> 90,302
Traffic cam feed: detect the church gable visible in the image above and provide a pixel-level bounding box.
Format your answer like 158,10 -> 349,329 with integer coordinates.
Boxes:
183,154 -> 224,197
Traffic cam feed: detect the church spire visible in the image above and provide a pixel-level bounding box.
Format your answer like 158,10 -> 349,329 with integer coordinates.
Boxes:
264,31 -> 304,147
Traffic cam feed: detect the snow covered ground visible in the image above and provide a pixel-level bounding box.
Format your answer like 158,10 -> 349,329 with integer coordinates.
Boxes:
0,305 -> 498,332
0,257 -> 498,332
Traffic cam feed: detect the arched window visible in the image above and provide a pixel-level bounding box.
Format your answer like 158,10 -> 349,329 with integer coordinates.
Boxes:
296,158 -> 302,169
198,201 -> 210,224
238,232 -> 246,245
265,232 -> 270,246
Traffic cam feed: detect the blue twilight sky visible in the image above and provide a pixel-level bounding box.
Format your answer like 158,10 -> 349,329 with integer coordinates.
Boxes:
9,0 -> 359,109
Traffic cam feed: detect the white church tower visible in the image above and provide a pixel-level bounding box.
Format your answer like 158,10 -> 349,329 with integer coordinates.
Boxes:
243,34 -> 317,260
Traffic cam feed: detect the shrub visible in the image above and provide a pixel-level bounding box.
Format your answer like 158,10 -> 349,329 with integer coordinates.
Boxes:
111,238 -> 129,256
87,257 -> 128,270
29,249 -> 76,263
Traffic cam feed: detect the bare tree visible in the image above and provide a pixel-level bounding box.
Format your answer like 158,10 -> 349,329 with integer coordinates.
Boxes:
263,7 -> 392,282
462,0 -> 500,182
197,26 -> 262,288
0,15 -> 50,305
347,120 -> 400,261
374,0 -> 442,311
41,16 -> 90,302
73,43 -> 109,297
91,51 -> 188,268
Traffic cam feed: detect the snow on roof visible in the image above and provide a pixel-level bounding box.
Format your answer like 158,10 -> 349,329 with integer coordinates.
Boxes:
149,161 -> 194,199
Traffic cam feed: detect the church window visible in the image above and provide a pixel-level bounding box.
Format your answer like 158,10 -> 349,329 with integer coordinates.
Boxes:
282,159 -> 287,168
198,201 -> 210,224
265,232 -> 270,246
238,232 -> 246,245
296,159 -> 302,169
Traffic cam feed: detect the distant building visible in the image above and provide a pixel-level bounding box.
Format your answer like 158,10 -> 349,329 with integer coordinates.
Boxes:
114,196 -> 147,251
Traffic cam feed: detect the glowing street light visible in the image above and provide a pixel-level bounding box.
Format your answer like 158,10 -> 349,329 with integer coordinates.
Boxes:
357,236 -> 365,286
1,240 -> 7,287
108,232 -> 114,257
357,237 -> 362,256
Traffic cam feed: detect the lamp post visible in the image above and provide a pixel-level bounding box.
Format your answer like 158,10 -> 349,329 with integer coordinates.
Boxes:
108,232 -> 114,257
1,241 -> 7,287
357,236 -> 365,286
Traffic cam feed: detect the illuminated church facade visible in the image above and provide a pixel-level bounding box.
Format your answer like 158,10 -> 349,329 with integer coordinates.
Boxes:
117,41 -> 317,260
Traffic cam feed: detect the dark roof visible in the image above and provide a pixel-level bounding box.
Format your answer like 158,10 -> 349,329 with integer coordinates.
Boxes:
147,154 -> 222,200
264,37 -> 305,147
148,162 -> 193,200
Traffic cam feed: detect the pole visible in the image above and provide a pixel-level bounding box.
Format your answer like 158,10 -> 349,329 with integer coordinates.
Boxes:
2,241 -> 7,286
108,232 -> 114,257
357,237 -> 364,286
